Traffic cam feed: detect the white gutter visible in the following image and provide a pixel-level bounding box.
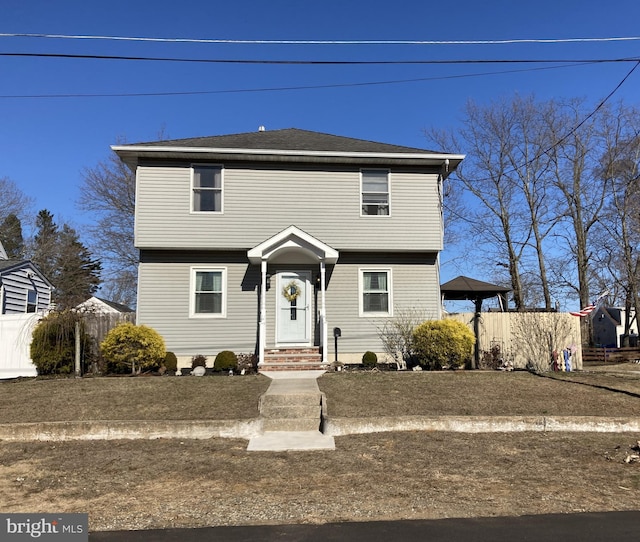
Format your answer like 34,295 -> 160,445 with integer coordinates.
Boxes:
111,145 -> 465,162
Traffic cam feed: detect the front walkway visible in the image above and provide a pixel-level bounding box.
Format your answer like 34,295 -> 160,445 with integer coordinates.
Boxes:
247,371 -> 335,451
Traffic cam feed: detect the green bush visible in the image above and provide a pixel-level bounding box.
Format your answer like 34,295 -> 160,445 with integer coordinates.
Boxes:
30,310 -> 93,375
100,322 -> 166,374
191,354 -> 207,369
214,350 -> 238,372
412,319 -> 475,370
362,350 -> 378,368
163,351 -> 178,372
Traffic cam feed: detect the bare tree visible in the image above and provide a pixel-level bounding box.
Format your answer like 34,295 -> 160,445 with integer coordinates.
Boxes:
430,96 -> 557,309
0,177 -> 32,224
78,149 -> 137,307
594,105 -> 640,343
542,98 -> 610,310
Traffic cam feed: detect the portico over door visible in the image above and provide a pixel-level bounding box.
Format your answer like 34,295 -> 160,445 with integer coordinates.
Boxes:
247,225 -> 339,365
276,271 -> 311,345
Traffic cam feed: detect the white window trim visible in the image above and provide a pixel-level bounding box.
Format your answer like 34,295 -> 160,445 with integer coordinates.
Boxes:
358,268 -> 393,317
360,168 -> 391,217
190,163 -> 224,214
189,267 -> 227,318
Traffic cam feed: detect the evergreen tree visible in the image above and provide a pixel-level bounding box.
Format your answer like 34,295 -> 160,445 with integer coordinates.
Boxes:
0,213 -> 25,259
32,209 -> 59,282
31,209 -> 102,308
55,224 -> 102,309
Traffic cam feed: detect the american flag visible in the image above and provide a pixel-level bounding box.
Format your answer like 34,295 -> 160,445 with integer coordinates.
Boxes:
570,291 -> 608,317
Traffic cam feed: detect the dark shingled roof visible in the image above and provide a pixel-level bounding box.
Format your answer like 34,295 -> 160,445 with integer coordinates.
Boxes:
133,128 -> 443,154
0,260 -> 29,273
95,297 -> 134,313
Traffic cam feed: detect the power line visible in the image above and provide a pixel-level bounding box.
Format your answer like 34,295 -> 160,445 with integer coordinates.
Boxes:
2,32 -> 640,46
1,51 -> 639,65
0,62 -> 594,99
458,61 -> 640,185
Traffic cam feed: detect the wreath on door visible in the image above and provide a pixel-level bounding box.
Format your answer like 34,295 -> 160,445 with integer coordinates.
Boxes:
282,280 -> 302,303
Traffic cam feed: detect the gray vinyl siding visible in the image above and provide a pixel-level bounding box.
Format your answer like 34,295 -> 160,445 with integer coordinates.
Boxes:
322,253 -> 441,356
137,253 -> 259,356
135,162 -> 443,252
137,250 -> 439,358
1,268 -> 51,314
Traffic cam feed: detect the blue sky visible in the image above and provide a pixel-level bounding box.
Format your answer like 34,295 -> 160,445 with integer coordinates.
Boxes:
2,0 -> 640,294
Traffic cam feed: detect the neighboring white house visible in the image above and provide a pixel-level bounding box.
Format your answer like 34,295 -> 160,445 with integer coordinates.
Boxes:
113,128 -> 464,370
76,296 -> 134,314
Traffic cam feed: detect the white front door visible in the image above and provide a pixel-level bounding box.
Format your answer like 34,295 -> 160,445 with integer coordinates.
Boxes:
276,271 -> 311,345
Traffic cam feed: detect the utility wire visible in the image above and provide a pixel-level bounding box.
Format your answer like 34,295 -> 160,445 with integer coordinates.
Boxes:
0,62 -> 599,99
2,51 -> 640,65
454,61 -> 640,186
2,32 -> 640,46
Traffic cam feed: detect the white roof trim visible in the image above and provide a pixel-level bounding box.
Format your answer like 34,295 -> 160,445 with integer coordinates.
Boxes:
248,226 -> 339,265
111,145 -> 465,162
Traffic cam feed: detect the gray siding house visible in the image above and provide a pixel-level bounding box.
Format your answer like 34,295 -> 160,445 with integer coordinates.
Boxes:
0,254 -> 52,314
113,128 -> 463,370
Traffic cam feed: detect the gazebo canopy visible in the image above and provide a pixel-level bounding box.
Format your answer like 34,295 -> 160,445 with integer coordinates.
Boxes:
440,275 -> 511,303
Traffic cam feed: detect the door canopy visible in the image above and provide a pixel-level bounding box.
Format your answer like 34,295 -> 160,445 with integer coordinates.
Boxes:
248,225 -> 339,265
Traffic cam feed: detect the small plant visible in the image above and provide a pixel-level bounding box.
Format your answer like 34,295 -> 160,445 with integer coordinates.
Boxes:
191,354 -> 208,369
480,344 -> 503,370
236,353 -> 257,374
163,351 -> 178,372
362,351 -> 378,368
214,350 -> 238,372
412,318 -> 475,370
100,322 -> 166,374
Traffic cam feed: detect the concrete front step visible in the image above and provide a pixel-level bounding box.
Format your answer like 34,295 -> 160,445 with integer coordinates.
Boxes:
261,404 -> 321,419
262,417 -> 321,432
260,362 -> 328,371
261,392 -> 322,407
247,431 -> 335,451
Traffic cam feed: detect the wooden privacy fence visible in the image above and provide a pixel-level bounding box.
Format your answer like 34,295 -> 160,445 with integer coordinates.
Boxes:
81,312 -> 136,348
447,312 -> 583,371
582,346 -> 640,364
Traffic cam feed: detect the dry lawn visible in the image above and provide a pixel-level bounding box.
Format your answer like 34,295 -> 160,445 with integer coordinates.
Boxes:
1,368 -> 640,532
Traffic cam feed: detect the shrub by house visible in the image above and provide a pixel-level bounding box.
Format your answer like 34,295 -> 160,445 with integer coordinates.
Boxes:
100,322 -> 166,374
412,319 -> 475,370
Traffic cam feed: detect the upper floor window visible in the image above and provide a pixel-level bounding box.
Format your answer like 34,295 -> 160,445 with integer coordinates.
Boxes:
192,165 -> 223,213
361,169 -> 390,216
26,289 -> 37,313
191,268 -> 226,317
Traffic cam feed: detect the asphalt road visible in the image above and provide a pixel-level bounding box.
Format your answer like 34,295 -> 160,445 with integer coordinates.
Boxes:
90,511 -> 640,541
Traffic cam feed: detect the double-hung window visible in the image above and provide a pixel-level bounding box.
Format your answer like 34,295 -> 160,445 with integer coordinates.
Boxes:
26,289 -> 37,313
361,169 -> 390,216
192,165 -> 223,213
360,269 -> 392,316
191,268 -> 226,317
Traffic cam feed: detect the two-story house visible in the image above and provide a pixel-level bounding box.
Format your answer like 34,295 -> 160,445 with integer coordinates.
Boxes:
113,128 -> 463,370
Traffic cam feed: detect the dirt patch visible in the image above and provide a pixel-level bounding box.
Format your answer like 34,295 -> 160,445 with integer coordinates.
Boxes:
1,433 -> 639,531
